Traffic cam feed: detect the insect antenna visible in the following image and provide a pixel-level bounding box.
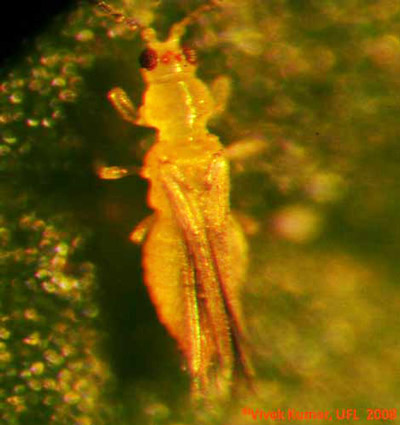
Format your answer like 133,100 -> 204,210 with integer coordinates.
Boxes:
93,1 -> 142,31
93,0 -> 222,42
169,0 -> 222,39
92,0 -> 158,42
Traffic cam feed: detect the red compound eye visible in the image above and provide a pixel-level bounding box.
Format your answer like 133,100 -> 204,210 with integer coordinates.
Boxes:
139,48 -> 158,70
182,46 -> 197,65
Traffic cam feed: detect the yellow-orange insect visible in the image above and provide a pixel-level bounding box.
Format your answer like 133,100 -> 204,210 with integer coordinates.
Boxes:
96,0 -> 253,401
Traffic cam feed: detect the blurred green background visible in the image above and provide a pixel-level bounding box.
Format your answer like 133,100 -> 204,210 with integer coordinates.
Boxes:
2,0 -> 400,424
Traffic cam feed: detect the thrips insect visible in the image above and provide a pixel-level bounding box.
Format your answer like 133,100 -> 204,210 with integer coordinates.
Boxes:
95,0 -> 254,401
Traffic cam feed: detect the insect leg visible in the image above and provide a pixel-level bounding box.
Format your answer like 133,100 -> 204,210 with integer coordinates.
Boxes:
129,214 -> 156,244
96,87 -> 143,179
108,87 -> 138,124
96,164 -> 140,180
210,76 -> 231,117
224,138 -> 268,162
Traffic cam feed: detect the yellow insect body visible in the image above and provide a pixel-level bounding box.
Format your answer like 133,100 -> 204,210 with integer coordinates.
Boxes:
98,2 -> 252,400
